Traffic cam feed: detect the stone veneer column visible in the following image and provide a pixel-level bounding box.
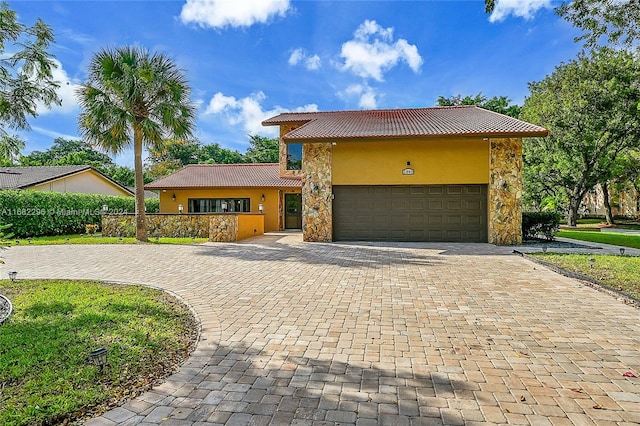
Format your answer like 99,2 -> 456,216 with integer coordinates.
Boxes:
302,143 -> 332,242
489,137 -> 523,245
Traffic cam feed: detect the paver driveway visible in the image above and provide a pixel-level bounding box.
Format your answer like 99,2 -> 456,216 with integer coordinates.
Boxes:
1,233 -> 639,425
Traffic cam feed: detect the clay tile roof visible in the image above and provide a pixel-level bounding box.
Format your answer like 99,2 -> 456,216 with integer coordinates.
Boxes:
144,164 -> 302,189
262,106 -> 548,141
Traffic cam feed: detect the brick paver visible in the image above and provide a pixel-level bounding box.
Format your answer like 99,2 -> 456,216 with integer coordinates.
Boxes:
1,233 -> 639,425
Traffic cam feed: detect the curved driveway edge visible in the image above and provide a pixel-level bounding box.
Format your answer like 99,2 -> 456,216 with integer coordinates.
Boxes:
1,234 -> 639,425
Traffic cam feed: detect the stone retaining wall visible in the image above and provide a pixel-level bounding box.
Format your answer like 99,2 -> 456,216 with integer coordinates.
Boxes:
102,214 -> 262,242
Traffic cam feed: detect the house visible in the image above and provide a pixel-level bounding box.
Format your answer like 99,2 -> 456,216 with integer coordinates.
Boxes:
0,165 -> 133,197
144,163 -> 302,233
581,183 -> 639,219
262,106 -> 548,244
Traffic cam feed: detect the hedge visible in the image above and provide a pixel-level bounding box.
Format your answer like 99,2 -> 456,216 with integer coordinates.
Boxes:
522,211 -> 562,241
0,190 -> 159,237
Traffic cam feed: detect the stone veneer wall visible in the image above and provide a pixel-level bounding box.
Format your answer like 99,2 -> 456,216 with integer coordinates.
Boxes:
102,214 -> 210,238
279,123 -> 304,179
102,214 -> 258,242
209,215 -> 238,242
488,137 -> 523,245
302,143 -> 332,242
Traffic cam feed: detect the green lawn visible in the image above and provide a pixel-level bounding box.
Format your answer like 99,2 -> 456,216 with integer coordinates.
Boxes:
531,254 -> 640,301
557,230 -> 640,249
8,234 -> 208,246
0,280 -> 198,425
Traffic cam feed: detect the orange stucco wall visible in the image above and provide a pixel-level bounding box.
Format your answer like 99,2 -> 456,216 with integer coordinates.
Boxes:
331,138 -> 489,185
237,214 -> 265,240
157,187 -> 300,232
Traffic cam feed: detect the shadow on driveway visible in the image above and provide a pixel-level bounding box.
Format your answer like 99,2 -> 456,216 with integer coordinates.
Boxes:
192,232 -> 513,268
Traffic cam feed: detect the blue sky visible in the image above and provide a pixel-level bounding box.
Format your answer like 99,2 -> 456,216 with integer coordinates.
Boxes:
12,0 -> 582,167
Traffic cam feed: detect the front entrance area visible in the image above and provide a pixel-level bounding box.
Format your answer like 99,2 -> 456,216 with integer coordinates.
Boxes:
284,193 -> 302,229
332,184 -> 488,242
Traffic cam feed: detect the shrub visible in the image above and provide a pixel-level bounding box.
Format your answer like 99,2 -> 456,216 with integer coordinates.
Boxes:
522,211 -> 563,241
0,191 -> 158,237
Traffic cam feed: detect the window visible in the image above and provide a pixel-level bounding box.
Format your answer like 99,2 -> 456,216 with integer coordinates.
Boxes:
188,198 -> 250,213
287,143 -> 303,170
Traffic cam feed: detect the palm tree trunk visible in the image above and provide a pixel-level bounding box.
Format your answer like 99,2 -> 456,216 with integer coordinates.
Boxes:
134,123 -> 148,242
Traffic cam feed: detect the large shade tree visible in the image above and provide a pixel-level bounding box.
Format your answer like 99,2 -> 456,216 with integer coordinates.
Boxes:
77,47 -> 195,241
520,48 -> 640,226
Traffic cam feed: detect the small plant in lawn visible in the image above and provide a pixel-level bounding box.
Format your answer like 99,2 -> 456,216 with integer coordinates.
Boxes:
85,224 -> 99,236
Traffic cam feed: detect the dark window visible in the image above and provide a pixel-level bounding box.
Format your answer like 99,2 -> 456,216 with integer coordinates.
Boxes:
188,198 -> 250,213
287,143 -> 303,170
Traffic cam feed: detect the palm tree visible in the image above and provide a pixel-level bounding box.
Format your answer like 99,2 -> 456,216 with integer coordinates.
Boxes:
77,47 -> 195,241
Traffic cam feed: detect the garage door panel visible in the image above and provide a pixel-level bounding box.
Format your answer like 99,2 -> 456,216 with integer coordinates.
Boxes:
333,185 -> 487,242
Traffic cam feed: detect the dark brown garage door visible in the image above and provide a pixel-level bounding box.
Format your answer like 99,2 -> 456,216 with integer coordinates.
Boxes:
333,185 -> 487,242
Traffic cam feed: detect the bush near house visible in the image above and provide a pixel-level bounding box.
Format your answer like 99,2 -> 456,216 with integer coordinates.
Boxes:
522,211 -> 563,240
0,191 -> 159,238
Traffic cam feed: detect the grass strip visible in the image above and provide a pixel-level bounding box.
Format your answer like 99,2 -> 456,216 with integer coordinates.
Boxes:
557,230 -> 640,249
529,253 -> 640,302
0,279 -> 198,425
7,234 -> 208,246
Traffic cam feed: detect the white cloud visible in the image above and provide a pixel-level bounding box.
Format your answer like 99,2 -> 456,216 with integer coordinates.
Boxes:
339,20 -> 422,82
203,91 -> 318,136
489,0 -> 552,22
305,54 -> 321,71
31,126 -> 81,141
338,83 -> 379,109
35,59 -> 81,116
288,48 -> 304,66
180,0 -> 291,29
288,48 -> 322,71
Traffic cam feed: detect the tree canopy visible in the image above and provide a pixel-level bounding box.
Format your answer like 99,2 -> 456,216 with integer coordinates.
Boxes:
0,2 -> 60,135
557,0 -> 640,48
485,0 -> 639,48
436,93 -> 521,118
520,48 -> 640,225
19,138 -> 136,187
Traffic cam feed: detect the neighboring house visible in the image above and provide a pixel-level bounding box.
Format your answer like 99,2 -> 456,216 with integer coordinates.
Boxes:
581,184 -> 639,219
144,163 -> 302,233
262,106 -> 548,244
0,165 -> 133,197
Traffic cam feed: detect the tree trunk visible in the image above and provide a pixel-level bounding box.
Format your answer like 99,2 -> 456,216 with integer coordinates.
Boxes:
566,186 -> 585,227
134,123 -> 148,242
602,181 -> 615,225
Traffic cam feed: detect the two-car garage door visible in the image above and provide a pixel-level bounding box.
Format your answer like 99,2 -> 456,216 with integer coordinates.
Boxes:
332,184 -> 487,242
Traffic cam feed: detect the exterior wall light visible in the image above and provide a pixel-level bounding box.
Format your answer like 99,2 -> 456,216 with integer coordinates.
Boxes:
172,194 -> 176,201
89,347 -> 108,371
221,201 -> 228,212
258,204 -> 264,213
178,204 -> 184,214
261,194 -> 265,202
